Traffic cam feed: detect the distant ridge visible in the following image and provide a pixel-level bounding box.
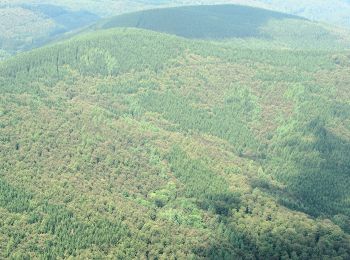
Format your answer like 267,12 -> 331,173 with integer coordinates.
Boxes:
92,4 -> 304,39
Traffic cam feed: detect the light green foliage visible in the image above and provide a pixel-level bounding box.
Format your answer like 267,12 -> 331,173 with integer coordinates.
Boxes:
2,2 -> 350,60
1,14 -> 350,259
261,18 -> 350,50
0,3 -> 99,56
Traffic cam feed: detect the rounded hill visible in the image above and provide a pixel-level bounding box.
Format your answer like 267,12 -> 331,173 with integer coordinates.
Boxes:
93,4 -> 304,39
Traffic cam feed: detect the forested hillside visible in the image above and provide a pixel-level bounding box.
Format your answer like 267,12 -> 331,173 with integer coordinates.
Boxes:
93,5 -> 302,39
5,0 -> 350,28
92,5 -> 350,50
0,3 -> 98,55
2,0 -> 350,58
1,24 -> 350,258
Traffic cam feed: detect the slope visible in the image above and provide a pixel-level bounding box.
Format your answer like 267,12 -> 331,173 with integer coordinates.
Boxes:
0,3 -> 99,55
2,1 -> 350,58
7,0 -> 350,29
93,5 -> 302,39
224,0 -> 350,29
1,27 -> 350,259
91,5 -> 350,50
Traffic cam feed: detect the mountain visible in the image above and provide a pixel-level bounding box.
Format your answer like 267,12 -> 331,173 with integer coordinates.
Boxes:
91,5 -> 350,50
0,3 -> 99,55
2,0 -> 350,58
93,5 -> 303,39
0,0 -> 168,18
7,0 -> 350,29
1,3 -> 350,256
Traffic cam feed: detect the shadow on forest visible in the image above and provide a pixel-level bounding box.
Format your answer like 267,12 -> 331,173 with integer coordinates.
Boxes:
255,116 -> 350,223
190,217 -> 258,259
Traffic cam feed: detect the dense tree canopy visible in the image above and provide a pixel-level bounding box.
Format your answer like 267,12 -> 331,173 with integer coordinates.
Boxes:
0,22 -> 350,259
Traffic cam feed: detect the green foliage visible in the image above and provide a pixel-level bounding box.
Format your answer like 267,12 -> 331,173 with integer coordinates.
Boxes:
2,2 -> 350,59
0,4 -> 98,56
269,116 -> 350,217
5,0 -> 350,30
93,4 -> 350,50
1,24 -> 350,259
140,90 -> 259,153
0,178 -> 32,213
0,28 -> 186,80
94,5 -> 301,39
0,179 -> 128,258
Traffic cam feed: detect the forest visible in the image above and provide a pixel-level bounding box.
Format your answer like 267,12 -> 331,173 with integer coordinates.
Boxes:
0,3 -> 98,55
1,4 -> 350,260
2,0 -> 350,59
